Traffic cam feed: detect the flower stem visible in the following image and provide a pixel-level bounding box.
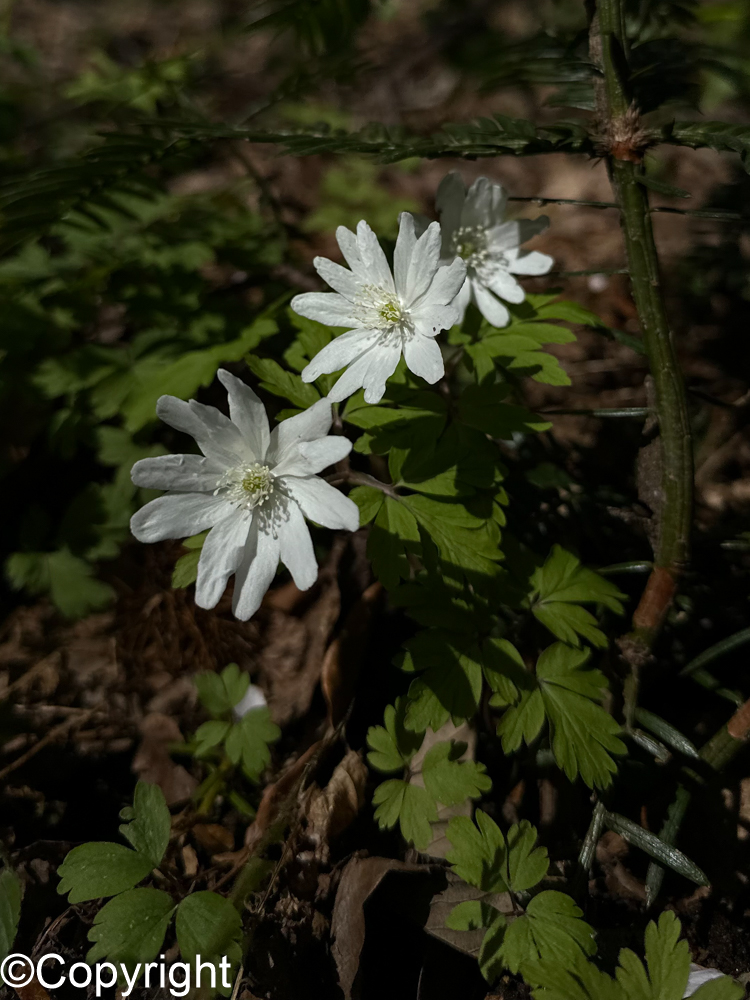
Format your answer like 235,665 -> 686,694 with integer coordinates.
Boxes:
592,0 -> 693,662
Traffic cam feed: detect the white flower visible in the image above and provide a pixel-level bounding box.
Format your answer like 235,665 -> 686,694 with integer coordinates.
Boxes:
685,965 -> 727,998
233,683 -> 267,720
130,370 -> 359,621
435,172 -> 553,328
291,215 -> 466,405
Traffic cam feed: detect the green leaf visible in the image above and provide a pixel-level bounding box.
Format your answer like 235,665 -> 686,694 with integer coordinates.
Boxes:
57,843 -> 154,903
498,890 -> 596,974
530,545 -> 627,648
194,663 -> 250,717
458,384 -> 551,439
172,548 -> 200,588
366,697 -> 423,773
634,175 -> 690,199
175,891 -> 242,963
87,887 -> 175,967
195,720 -> 232,756
6,549 -> 115,619
535,301 -> 606,327
422,741 -> 492,806
402,630 -> 484,733
119,781 -> 171,868
224,707 -> 280,781
603,813 -> 709,886
446,812 -> 548,894
371,780 -> 437,850
0,868 -> 22,962
350,485 -> 384,525
401,493 -> 503,580
368,496 -> 420,590
537,644 -> 626,788
246,355 -> 320,408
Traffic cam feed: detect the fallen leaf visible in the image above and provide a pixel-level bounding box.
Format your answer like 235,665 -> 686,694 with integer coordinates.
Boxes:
132,713 -> 198,805
304,750 -> 368,860
193,823 -> 235,854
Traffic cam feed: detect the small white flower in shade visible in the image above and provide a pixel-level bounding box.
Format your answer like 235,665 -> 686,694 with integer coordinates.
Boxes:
291,215 -> 466,404
435,172 -> 554,328
684,965 -> 728,998
129,370 -> 359,621
233,683 -> 267,720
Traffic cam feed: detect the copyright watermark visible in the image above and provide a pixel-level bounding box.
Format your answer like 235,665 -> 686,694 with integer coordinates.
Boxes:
1,953 -> 233,996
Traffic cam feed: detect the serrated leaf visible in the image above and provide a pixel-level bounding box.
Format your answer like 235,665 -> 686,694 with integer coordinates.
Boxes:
57,843 -> 154,903
366,697 -> 423,773
119,781 -> 170,868
6,549 -> 115,619
422,740 -> 492,806
175,891 -> 242,963
368,495 -> 420,589
87,887 -> 175,967
402,631 -> 483,733
446,811 -> 548,895
349,485 -> 384,525
194,720 -> 232,756
401,493 -> 503,580
246,355 -> 320,408
224,706 -> 280,781
498,890 -> 595,974
372,780 -> 437,849
0,868 -> 22,962
194,663 -> 250,717
172,548 -> 200,588
458,384 -> 551,439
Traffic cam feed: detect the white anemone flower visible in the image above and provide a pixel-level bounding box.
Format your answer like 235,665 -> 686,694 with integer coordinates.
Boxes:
291,214 -> 466,404
435,172 -> 554,328
130,370 -> 359,621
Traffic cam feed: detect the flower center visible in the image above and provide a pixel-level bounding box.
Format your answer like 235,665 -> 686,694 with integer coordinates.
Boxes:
451,225 -> 492,269
379,300 -> 402,324
215,462 -> 274,510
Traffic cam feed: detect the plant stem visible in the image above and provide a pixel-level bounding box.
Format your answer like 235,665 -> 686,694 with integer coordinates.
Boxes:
592,0 -> 693,659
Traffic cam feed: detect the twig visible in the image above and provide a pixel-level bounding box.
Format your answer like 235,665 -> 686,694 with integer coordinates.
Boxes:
326,469 -> 400,499
0,710 -> 95,781
508,195 -> 750,222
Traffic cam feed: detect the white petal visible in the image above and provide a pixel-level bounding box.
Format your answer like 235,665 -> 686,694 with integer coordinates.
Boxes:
233,683 -> 267,719
313,256 -> 360,300
405,222 -> 441,305
418,257 -> 466,307
336,225 -> 368,281
267,396 -> 334,468
435,172 -> 466,242
487,215 -> 549,252
291,291 -> 360,328
471,281 -> 510,327
517,216 -> 550,246
327,341 -> 401,404
356,220 -> 395,293
685,966 -> 726,998
156,396 -> 250,467
217,369 -> 270,461
485,268 -> 525,304
451,280 -> 471,323
393,213 -> 417,297
280,476 -> 360,531
231,520 -> 279,620
301,328 -> 376,381
274,435 -> 352,478
411,304 -> 459,337
195,507 -> 252,609
404,335 -> 444,384
464,177 -> 508,228
131,454 -> 222,492
278,499 -> 318,591
130,493 -> 228,543
507,249 -> 554,276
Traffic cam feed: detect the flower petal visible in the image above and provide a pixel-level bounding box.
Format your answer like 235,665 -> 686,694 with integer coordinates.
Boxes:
313,256 -> 361,300
231,519 -> 279,620
404,335 -> 444,384
195,507 -> 252,609
336,225 -> 369,281
277,499 -> 318,591
356,220 -> 395,293
405,221 -> 441,305
267,397 -> 335,470
280,475 -> 360,531
130,493 -> 228,543
417,257 -> 466,308
507,248 -> 554,276
217,369 -> 270,461
274,435 -> 352,478
301,328 -> 376,382
327,340 -> 401,404
393,212 -> 417,298
471,281 -> 510,327
156,396 -> 250,467
291,291 -> 360,328
435,172 -> 466,245
411,304 -> 459,338
131,454 -> 222,492
463,176 -> 508,228
485,268 -> 525,304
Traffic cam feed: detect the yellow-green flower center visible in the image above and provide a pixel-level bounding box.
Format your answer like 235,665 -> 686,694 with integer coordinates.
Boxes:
215,462 -> 274,509
379,300 -> 402,324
